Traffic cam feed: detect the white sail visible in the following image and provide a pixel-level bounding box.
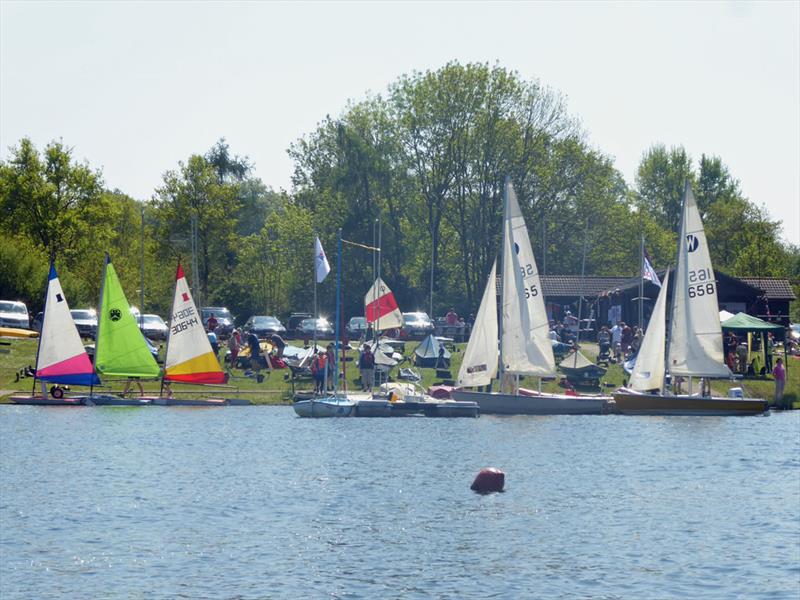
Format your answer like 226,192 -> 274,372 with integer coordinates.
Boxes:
630,270 -> 670,391
669,182 -> 730,378
457,261 -> 498,387
501,181 -> 555,376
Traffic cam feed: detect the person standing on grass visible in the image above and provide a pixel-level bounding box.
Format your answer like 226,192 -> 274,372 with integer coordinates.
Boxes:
358,346 -> 375,393
228,328 -> 242,371
773,357 -> 785,406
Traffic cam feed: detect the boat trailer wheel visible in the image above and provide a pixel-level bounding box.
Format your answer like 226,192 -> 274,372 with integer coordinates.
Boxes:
50,386 -> 64,399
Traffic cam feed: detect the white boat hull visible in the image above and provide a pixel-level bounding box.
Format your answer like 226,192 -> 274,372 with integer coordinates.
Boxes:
611,389 -> 768,416
451,389 -> 610,415
293,397 -> 355,417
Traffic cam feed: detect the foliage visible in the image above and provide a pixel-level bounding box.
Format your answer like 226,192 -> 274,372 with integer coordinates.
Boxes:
1,62 -> 796,327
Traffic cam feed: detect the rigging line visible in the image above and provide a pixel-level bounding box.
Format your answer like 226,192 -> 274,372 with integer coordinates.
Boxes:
341,239 -> 380,252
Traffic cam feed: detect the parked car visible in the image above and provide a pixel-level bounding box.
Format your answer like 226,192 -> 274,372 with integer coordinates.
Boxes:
70,308 -> 98,339
0,300 -> 30,329
139,313 -> 169,340
346,316 -> 367,339
286,312 -> 313,338
200,306 -> 234,338
297,317 -> 334,339
243,315 -> 287,339
790,324 -> 799,342
401,312 -> 435,339
32,311 -> 44,332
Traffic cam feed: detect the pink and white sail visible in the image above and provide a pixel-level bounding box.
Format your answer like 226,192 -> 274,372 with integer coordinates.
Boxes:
36,263 -> 99,385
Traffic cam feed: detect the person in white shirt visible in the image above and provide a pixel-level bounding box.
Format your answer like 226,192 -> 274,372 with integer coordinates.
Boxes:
610,321 -> 623,362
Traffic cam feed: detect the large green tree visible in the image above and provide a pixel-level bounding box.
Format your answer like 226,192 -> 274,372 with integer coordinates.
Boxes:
0,138 -> 105,262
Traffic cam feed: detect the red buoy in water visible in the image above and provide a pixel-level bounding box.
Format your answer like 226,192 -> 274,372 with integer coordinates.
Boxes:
471,467 -> 505,493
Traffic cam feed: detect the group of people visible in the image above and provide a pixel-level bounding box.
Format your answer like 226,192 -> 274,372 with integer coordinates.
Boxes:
596,321 -> 643,363
308,343 -> 376,394
724,331 -> 774,376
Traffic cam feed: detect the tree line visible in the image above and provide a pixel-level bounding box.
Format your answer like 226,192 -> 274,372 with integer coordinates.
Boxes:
1,62 -> 798,323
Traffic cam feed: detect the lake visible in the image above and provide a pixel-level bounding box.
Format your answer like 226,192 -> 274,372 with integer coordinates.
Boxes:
1,407 -> 798,599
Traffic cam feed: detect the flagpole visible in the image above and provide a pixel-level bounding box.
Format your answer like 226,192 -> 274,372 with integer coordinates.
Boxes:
376,215 -> 382,339
639,234 -> 644,329
334,229 -> 342,396
313,235 -> 318,354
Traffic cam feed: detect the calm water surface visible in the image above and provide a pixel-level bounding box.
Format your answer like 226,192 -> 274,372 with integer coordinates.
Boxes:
1,406 -> 798,599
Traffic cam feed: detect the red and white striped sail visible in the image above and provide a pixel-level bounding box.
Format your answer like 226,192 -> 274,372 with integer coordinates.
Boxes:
364,277 -> 403,331
164,263 -> 226,384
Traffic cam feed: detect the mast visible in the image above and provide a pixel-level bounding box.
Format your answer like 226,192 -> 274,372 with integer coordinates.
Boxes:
664,182 -> 688,394
376,215 -> 382,336
160,260 -> 181,397
313,234 -> 318,352
498,176 -> 509,385
334,229 -> 342,395
639,234 -> 644,329
30,263 -> 51,396
140,205 -> 145,330
574,219 -> 590,368
92,254 -> 110,396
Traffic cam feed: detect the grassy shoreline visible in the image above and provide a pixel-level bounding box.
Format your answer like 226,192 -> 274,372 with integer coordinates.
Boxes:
1,337 -> 797,406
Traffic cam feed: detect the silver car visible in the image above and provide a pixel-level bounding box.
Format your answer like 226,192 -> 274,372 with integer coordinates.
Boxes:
0,300 -> 30,329
70,308 -> 98,339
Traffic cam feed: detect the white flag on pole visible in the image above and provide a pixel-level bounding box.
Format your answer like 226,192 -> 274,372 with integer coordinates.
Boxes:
315,236 -> 331,283
642,251 -> 662,287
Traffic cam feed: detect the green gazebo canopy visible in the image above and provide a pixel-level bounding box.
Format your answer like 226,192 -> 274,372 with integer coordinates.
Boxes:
721,312 -> 783,332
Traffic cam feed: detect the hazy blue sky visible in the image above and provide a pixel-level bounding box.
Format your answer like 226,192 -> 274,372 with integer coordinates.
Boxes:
2,1 -> 798,244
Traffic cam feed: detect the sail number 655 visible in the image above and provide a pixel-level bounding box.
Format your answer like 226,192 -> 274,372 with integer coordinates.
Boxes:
524,285 -> 539,299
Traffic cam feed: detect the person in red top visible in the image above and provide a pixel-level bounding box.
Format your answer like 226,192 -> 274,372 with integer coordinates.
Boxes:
206,314 -> 218,332
311,351 -> 327,394
773,357 -> 786,406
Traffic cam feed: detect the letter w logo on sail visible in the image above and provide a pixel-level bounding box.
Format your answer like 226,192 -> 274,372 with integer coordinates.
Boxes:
686,235 -> 699,253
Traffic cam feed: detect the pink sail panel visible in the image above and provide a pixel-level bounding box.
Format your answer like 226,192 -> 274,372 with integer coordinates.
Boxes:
37,353 -> 95,379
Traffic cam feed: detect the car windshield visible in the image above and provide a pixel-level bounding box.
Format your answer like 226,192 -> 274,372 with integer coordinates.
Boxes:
350,317 -> 366,327
71,310 -> 96,320
253,316 -> 280,326
204,308 -> 232,319
301,318 -> 330,328
0,302 -> 26,314
404,313 -> 430,324
143,315 -> 164,325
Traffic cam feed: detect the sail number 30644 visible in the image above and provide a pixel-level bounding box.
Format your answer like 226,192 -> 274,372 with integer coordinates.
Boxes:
688,268 -> 715,298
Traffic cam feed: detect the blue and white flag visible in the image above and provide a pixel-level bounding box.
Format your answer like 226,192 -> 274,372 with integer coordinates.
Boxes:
642,250 -> 661,287
315,236 -> 331,283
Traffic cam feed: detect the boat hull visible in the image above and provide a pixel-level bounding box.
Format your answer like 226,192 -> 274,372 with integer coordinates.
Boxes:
8,395 -> 84,406
150,397 -> 227,406
79,394 -> 151,406
611,390 -> 768,416
451,389 -> 610,415
293,397 -> 355,417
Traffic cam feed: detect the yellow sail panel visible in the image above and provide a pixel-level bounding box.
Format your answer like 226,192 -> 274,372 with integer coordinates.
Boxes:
165,352 -> 225,383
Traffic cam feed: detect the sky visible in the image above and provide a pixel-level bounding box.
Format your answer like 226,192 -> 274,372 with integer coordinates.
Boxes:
1,1 -> 798,245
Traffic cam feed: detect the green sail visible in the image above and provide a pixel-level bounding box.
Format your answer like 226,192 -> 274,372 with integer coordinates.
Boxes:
95,258 -> 160,378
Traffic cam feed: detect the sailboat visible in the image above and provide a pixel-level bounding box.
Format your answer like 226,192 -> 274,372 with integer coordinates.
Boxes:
80,255 -> 161,406
10,263 -> 98,405
451,178 -> 611,415
294,230 -> 356,417
611,182 -> 768,415
151,262 -> 229,406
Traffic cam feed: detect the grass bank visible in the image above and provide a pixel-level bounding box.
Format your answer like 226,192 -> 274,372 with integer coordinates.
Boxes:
1,337 -> 797,406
